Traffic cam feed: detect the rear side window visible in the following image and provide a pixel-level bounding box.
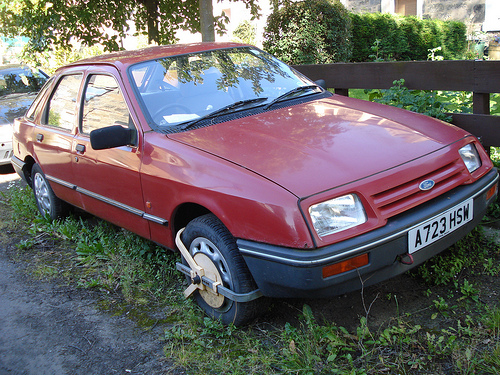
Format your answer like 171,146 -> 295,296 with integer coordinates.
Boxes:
81,74 -> 132,135
45,74 -> 82,131
27,77 -> 54,121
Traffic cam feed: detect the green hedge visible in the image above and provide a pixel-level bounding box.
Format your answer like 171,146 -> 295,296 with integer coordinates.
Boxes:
350,13 -> 467,61
263,0 -> 352,65
263,3 -> 467,63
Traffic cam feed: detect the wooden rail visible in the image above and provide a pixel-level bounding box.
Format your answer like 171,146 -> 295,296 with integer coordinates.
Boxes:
293,60 -> 500,150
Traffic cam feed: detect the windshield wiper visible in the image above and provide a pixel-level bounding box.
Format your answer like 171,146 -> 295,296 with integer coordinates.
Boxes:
180,97 -> 268,131
263,85 -> 321,110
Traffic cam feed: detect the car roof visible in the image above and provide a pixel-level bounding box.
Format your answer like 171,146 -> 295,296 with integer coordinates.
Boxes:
65,42 -> 251,70
0,64 -> 33,73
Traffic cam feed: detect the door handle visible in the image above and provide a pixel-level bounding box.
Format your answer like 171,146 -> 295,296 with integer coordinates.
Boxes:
36,133 -> 44,142
76,144 -> 86,153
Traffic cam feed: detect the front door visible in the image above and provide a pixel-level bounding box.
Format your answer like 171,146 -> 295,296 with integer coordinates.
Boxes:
72,70 -> 150,238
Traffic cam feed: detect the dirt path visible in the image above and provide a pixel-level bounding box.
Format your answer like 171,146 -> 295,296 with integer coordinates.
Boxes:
0,166 -> 169,375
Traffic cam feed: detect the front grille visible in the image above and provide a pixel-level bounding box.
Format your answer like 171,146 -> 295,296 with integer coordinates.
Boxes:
371,158 -> 468,219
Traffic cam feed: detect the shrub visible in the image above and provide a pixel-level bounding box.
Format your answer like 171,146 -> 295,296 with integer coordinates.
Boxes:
232,20 -> 256,45
350,13 -> 466,61
368,79 -> 452,122
263,0 -> 352,65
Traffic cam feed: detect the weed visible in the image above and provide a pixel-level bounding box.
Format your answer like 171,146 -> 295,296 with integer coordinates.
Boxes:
432,296 -> 450,319
483,306 -> 500,337
480,342 -> 500,374
413,227 -> 497,285
366,79 -> 453,122
1,184 -> 38,222
459,279 -> 479,302
16,238 -> 35,250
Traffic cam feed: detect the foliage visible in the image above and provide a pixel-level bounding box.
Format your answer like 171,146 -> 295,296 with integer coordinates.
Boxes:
414,227 -> 499,286
163,302 -> 500,374
350,13 -> 467,62
0,0 -> 260,58
368,39 -> 384,62
231,20 -> 257,45
263,0 -> 352,65
367,79 -> 452,122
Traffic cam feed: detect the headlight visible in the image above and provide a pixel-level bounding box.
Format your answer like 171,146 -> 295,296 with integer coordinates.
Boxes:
309,194 -> 367,237
459,144 -> 481,173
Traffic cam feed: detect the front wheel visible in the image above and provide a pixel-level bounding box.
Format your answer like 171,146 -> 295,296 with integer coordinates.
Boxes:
32,164 -> 68,220
181,214 -> 261,326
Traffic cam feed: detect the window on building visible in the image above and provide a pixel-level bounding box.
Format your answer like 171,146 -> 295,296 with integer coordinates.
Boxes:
395,0 -> 417,16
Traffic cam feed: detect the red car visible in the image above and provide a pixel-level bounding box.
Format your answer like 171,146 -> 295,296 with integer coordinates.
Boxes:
12,43 -> 498,325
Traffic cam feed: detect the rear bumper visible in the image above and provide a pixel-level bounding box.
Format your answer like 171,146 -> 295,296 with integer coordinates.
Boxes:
238,169 -> 498,298
0,141 -> 12,166
11,155 -> 27,182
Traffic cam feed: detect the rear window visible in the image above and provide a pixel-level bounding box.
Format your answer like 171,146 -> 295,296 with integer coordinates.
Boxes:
0,66 -> 47,97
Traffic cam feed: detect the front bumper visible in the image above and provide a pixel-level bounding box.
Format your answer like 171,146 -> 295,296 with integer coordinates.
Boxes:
238,169 -> 498,298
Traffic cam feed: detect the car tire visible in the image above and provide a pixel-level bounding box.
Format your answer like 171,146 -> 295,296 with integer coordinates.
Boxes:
181,214 -> 260,326
32,164 -> 68,220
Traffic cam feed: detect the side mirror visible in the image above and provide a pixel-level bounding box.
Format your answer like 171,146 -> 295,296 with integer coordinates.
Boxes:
315,79 -> 327,89
90,125 -> 135,150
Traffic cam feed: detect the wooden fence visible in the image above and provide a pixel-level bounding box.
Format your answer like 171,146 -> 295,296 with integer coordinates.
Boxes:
293,60 -> 500,150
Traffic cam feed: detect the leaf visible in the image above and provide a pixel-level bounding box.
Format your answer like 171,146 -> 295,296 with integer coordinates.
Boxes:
289,339 -> 297,354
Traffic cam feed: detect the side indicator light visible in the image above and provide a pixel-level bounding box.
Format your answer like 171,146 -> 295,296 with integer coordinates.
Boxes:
486,183 -> 498,201
322,253 -> 369,279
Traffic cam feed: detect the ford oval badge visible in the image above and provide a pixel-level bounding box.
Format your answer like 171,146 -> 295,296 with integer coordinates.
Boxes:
419,179 -> 435,191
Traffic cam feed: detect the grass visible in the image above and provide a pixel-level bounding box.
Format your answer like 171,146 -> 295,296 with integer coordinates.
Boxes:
2,164 -> 500,373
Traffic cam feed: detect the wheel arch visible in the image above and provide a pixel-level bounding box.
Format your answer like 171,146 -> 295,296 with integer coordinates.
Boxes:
171,202 -> 212,242
22,156 -> 37,188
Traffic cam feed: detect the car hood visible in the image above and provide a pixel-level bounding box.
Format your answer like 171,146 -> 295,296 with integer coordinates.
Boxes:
169,95 -> 468,198
0,92 -> 37,125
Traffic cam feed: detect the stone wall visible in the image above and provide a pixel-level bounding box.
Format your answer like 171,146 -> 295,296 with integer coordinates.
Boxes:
422,0 -> 484,24
341,0 -> 381,13
342,0 -> 485,25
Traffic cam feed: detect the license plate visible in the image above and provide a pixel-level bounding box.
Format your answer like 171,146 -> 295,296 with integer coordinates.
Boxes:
408,199 -> 473,254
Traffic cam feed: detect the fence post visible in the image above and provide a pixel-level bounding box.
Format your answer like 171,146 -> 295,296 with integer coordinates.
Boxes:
334,88 -> 349,96
473,92 -> 490,115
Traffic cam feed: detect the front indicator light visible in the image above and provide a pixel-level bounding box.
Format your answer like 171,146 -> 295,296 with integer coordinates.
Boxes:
322,253 -> 369,278
486,183 -> 498,201
459,144 -> 481,173
309,194 -> 367,237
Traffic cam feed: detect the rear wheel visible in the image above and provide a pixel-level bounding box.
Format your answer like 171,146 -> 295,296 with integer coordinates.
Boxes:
181,214 -> 260,326
32,164 -> 67,220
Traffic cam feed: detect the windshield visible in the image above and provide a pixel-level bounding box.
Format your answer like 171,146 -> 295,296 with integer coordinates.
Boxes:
0,66 -> 47,97
129,47 -> 317,130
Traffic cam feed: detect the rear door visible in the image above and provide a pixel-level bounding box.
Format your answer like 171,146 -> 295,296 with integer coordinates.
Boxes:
32,72 -> 83,206
72,69 -> 150,238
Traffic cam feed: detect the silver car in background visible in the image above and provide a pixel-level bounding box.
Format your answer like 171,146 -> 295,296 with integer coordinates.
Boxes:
0,64 -> 48,165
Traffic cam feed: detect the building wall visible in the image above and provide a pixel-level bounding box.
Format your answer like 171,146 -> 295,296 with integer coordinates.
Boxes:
340,0 -> 380,13
422,0 -> 484,24
341,0 -> 495,32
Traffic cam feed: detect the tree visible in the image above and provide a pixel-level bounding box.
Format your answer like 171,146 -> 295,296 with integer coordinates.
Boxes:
0,0 -> 260,56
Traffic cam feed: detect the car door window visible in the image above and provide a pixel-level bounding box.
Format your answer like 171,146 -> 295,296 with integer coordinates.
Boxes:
45,74 -> 82,131
81,74 -> 133,135
27,77 -> 54,121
